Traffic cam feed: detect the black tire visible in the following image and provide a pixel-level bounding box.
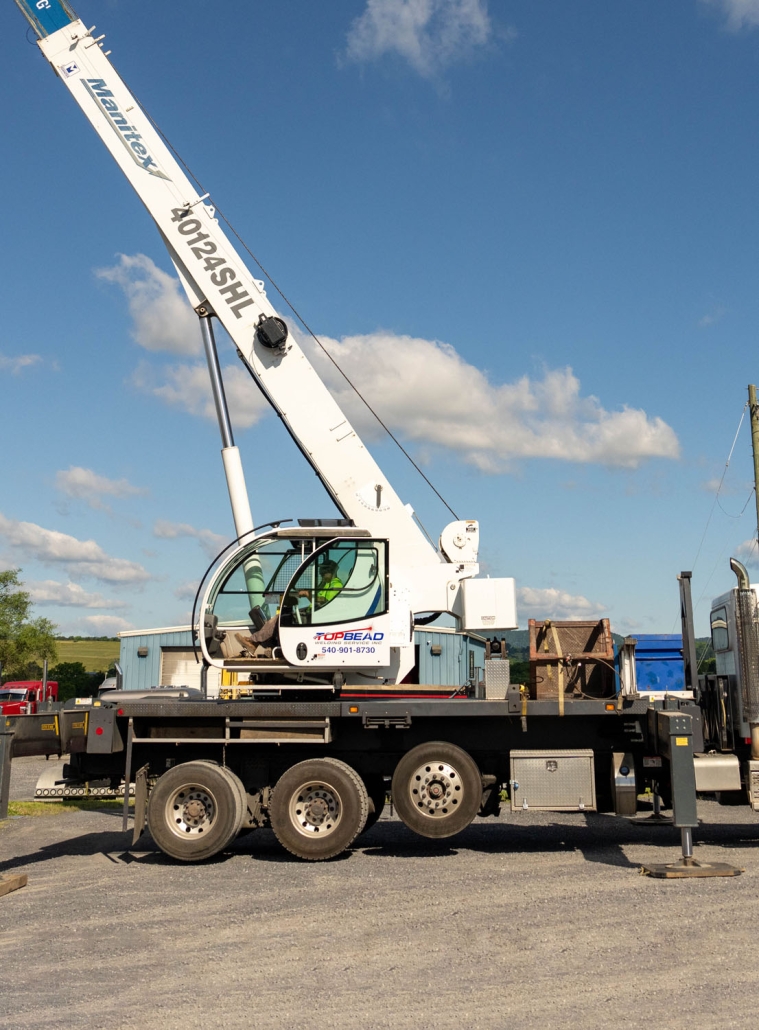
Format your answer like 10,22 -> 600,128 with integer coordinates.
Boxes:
270,757 -> 369,860
191,760 -> 249,830
391,741 -> 482,839
361,775 -> 387,834
221,766 -> 249,827
147,761 -> 243,862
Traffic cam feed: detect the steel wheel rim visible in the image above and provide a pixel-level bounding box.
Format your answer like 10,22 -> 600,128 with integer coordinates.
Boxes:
165,783 -> 217,839
408,761 -> 463,818
288,779 -> 342,838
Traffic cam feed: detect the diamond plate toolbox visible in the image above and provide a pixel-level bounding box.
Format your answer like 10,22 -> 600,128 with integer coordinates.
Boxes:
510,749 -> 597,812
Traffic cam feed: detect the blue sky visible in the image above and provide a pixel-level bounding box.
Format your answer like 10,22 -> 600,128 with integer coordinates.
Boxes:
1,0 -> 759,637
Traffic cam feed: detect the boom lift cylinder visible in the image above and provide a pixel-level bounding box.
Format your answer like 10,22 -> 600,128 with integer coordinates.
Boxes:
198,311 -> 253,540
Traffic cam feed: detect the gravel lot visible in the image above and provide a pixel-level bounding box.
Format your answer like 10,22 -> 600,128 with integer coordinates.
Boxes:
2,756 -> 759,1030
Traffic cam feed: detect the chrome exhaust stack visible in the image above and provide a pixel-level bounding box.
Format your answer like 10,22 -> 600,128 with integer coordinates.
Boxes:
731,558 -> 759,760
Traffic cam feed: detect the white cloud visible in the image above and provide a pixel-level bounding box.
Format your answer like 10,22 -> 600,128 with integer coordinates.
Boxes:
132,360 -> 269,430
734,538 -> 759,566
26,580 -> 128,610
705,0 -> 759,30
698,305 -> 727,328
304,332 -> 680,470
154,519 -> 229,560
700,476 -> 753,497
81,614 -> 135,635
346,0 -> 496,78
103,254 -> 676,471
96,253 -> 200,355
0,352 -> 42,375
0,513 -> 151,584
174,581 -> 200,601
55,466 -> 147,512
517,586 -> 606,622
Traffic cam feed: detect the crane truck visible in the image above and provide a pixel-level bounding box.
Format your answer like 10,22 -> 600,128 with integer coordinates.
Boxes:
2,0 -> 757,876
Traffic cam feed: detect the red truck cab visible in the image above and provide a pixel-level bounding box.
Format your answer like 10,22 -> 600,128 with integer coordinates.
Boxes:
0,680 -> 58,715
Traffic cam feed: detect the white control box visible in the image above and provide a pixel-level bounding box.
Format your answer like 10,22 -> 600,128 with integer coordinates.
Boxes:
459,577 -> 517,632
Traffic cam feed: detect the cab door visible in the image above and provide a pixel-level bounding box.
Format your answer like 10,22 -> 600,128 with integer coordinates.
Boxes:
278,539 -> 392,668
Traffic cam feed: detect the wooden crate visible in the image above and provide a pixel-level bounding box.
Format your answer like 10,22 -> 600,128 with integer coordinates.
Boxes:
528,619 -> 615,700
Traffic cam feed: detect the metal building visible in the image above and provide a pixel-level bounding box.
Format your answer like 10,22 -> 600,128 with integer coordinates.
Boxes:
118,625 -> 486,695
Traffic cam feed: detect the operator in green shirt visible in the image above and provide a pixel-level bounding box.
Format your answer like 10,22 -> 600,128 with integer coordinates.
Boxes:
300,559 -> 343,609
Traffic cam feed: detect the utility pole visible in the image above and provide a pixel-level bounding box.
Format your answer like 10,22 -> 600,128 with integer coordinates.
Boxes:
749,385 -> 759,547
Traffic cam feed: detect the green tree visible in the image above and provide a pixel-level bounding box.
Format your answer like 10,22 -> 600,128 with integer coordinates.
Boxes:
696,638 -> 716,676
48,661 -> 103,702
0,569 -> 58,681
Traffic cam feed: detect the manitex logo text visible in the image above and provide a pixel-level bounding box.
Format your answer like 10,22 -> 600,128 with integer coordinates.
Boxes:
314,628 -> 384,642
82,78 -> 170,180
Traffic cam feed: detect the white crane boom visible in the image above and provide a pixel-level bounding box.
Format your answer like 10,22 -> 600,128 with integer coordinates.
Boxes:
13,0 -> 517,641
16,1 -> 442,566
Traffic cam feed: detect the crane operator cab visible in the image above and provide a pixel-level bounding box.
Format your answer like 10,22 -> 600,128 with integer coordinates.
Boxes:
200,526 -> 395,687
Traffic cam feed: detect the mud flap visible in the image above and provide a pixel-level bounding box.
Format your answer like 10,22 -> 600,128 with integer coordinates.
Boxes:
132,764 -> 149,846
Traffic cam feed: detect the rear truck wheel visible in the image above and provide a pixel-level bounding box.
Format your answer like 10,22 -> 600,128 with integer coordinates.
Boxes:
220,765 -> 249,828
147,761 -> 244,862
270,757 -> 369,861
361,775 -> 387,834
391,742 -> 482,839
190,760 -> 249,830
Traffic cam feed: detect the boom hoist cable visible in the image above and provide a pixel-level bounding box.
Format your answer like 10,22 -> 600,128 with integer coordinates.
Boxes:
127,87 -> 460,524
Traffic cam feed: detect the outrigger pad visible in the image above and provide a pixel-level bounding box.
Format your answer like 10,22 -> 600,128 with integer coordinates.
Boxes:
0,874 -> 28,898
641,858 -> 742,878
626,813 -> 674,826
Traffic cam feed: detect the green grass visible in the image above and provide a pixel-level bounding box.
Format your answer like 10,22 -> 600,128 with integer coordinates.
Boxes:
54,639 -> 120,673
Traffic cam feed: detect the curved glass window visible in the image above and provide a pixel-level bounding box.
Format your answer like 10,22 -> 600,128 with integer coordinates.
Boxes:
282,540 -> 388,626
209,536 -> 314,627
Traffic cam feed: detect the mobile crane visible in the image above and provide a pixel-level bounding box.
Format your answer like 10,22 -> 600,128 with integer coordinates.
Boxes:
2,1 -> 753,874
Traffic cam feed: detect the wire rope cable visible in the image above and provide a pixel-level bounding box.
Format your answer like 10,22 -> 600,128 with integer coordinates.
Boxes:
689,402 -> 748,576
129,86 -> 460,522
670,403 -> 751,634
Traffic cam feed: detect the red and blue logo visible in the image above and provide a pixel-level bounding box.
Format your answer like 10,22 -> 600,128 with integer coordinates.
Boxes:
314,627 -> 384,642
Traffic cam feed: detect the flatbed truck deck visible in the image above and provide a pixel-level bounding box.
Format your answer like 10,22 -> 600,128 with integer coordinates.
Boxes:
2,691 -> 724,874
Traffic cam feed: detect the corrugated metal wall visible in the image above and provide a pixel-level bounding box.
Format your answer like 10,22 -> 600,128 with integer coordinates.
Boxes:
416,629 -> 485,686
120,629 -> 198,691
119,627 -> 486,690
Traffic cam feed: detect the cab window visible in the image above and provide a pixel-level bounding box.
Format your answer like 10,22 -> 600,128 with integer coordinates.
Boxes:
211,538 -> 313,627
711,607 -> 729,652
283,540 -> 387,626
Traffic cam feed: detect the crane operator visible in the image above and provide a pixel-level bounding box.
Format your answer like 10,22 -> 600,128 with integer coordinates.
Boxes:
235,559 -> 343,656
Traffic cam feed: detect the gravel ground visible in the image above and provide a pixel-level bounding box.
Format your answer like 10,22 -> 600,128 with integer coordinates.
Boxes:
7,755 -> 57,801
2,756 -> 759,1030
